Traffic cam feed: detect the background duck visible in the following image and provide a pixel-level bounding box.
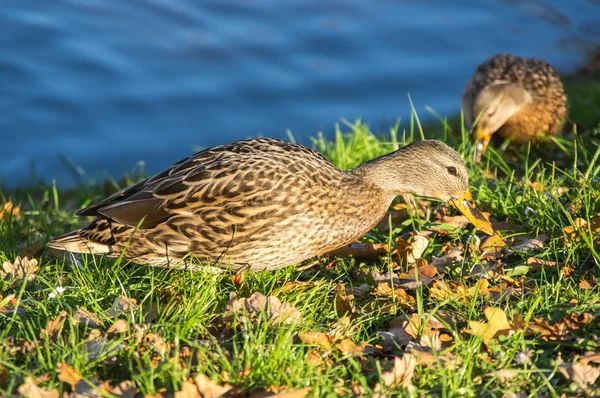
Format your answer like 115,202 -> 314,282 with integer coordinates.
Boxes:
462,53 -> 568,162
47,138 -> 492,272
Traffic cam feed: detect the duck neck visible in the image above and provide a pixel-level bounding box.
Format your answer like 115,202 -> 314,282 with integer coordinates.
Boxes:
350,151 -> 418,197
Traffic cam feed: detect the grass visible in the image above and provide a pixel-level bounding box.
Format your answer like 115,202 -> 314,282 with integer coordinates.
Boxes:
2,81 -> 600,396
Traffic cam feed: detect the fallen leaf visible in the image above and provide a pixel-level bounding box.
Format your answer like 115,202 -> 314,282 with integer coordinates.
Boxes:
526,257 -> 559,270
528,312 -> 593,341
175,373 -> 232,398
399,313 -> 445,340
107,295 -> 138,317
487,369 -> 520,381
299,331 -> 333,349
373,283 -> 415,308
268,388 -> 312,398
57,361 -> 82,388
395,233 -> 429,266
224,292 -> 302,325
479,232 -> 506,259
405,333 -> 458,369
334,283 -> 357,318
509,236 -> 547,253
0,201 -> 21,220
464,307 -> 525,346
85,330 -> 124,361
374,354 -> 416,391
397,263 -> 438,289
429,247 -> 464,269
107,319 -> 129,334
106,380 -> 137,398
0,293 -> 24,315
327,242 -> 389,261
143,332 -> 168,356
429,214 -> 470,234
378,327 -> 412,352
17,376 -> 59,398
41,311 -> 68,342
1,256 -> 38,286
336,339 -> 374,357
73,307 -> 102,327
579,279 -> 594,290
559,360 -> 600,389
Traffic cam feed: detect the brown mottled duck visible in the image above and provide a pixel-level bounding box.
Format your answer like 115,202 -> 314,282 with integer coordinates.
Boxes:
47,138 -> 492,272
463,54 -> 568,162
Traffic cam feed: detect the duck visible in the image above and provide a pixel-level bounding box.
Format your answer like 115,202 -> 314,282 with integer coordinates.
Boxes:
462,54 -> 568,162
47,138 -> 493,272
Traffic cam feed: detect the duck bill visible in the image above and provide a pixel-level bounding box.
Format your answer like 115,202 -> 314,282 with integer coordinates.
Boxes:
450,190 -> 494,235
473,128 -> 492,163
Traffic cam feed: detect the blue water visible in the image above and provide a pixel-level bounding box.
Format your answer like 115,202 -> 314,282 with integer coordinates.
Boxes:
1,0 -> 599,186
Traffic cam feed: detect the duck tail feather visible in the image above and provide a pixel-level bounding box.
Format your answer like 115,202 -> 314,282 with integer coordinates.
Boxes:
47,230 -> 111,254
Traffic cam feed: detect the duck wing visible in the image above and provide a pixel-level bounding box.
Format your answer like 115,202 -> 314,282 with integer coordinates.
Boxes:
76,138 -> 334,230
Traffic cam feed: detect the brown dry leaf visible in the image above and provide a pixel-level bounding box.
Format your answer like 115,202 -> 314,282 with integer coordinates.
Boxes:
508,235 -> 547,255
479,232 -> 507,259
267,388 -> 312,398
0,202 -> 21,220
429,214 -> 470,234
579,279 -> 594,290
528,312 -> 593,341
107,319 -> 129,334
0,293 -> 24,315
399,313 -> 446,340
175,373 -> 232,398
327,242 -> 389,261
224,292 -> 302,324
73,307 -> 102,327
373,283 -> 416,308
559,360 -> 600,389
107,380 -> 137,398
397,263 -> 438,289
41,311 -> 68,342
334,283 -> 357,318
17,376 -> 59,398
107,295 -> 139,317
374,354 -> 416,391
84,329 -> 124,361
526,257 -> 559,270
335,338 -> 374,357
430,279 -> 491,304
579,352 -> 600,365
144,332 -> 168,356
299,331 -> 333,349
378,327 -> 412,352
57,361 -> 82,388
1,256 -> 38,286
395,233 -> 429,266
406,333 -> 458,369
464,307 -> 524,345
429,247 -> 464,270
487,369 -> 520,381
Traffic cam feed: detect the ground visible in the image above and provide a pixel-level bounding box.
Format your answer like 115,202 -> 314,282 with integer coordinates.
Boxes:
1,58 -> 600,397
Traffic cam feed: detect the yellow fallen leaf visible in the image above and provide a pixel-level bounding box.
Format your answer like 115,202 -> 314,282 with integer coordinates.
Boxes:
464,307 -> 524,345
0,202 -> 21,221
57,361 -> 82,388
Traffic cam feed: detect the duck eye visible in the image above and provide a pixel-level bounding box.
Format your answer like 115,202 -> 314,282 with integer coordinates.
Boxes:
447,166 -> 458,176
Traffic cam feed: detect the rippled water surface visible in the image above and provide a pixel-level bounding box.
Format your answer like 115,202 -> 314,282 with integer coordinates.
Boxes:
2,0 -> 599,185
